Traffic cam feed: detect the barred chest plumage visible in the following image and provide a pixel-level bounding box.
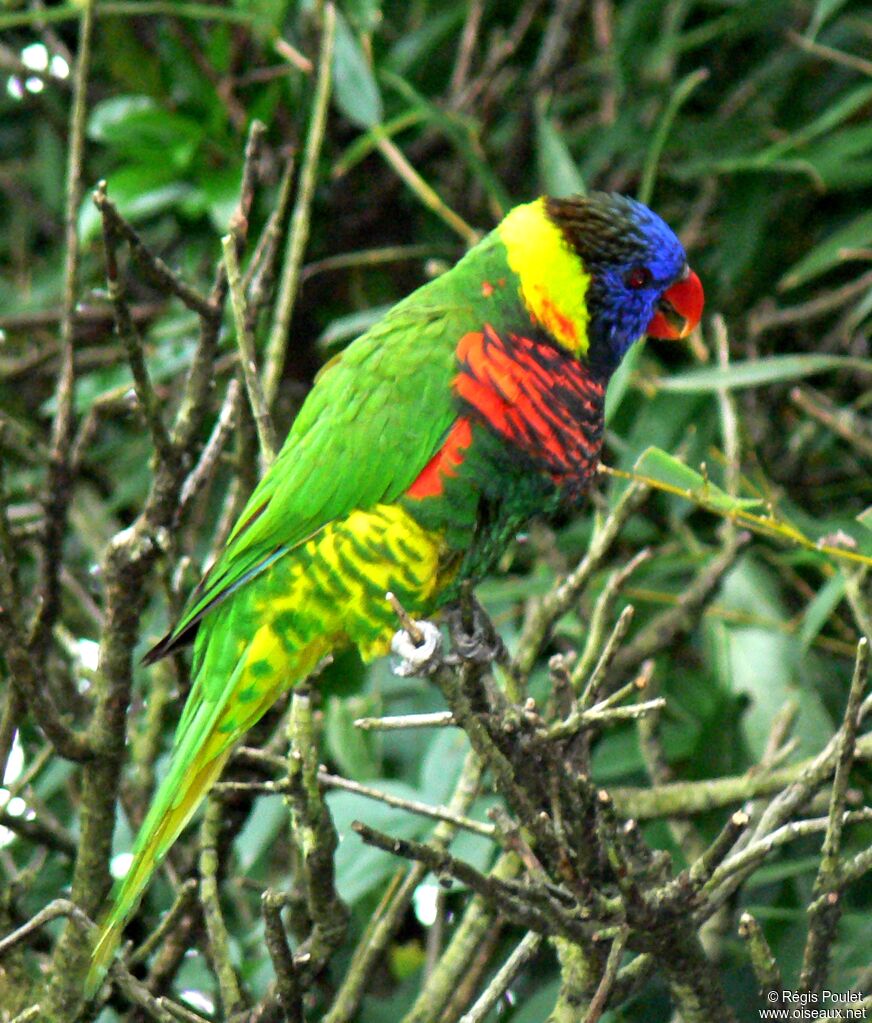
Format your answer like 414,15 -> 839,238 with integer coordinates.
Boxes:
401,324 -> 608,595
453,325 -> 606,505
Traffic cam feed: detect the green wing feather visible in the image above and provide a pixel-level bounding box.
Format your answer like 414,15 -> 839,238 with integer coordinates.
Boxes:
148,289 -> 478,660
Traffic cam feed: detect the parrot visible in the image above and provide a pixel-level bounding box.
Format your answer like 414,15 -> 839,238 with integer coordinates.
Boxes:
86,192 -> 704,993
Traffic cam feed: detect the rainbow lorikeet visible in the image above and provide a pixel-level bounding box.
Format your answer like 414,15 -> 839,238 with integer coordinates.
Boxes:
86,192 -> 703,991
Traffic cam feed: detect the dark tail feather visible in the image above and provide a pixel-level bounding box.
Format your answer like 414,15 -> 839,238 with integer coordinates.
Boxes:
142,620 -> 198,665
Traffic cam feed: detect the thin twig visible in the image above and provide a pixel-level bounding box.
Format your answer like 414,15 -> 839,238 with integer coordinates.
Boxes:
799,637 -> 868,995
33,0 -> 96,662
230,118 -> 267,242
286,689 -> 349,979
177,378 -> 242,520
199,798 -> 246,1016
374,128 -> 479,246
263,2 -> 336,407
602,534 -> 749,688
712,315 -> 740,501
636,666 -> 707,863
516,480 -> 649,677
262,890 -> 303,1023
128,879 -> 199,968
222,235 -> 278,464
738,911 -> 784,1001
318,770 -> 494,837
244,151 -> 297,333
323,751 -> 483,1023
573,548 -> 651,685
0,899 -> 92,957
111,968 -> 186,1023
352,821 -> 584,941
0,551 -> 92,761
301,243 -> 450,281
386,591 -> 425,646
583,926 -> 629,1023
610,731 -> 872,820
275,36 -> 314,74
575,604 -> 636,705
458,930 -> 542,1023
787,28 -> 872,79
8,1007 -> 42,1023
96,179 -> 174,464
354,711 -> 456,731
91,192 -> 215,320
791,387 -> 872,460
448,0 -> 484,101
749,268 -> 872,335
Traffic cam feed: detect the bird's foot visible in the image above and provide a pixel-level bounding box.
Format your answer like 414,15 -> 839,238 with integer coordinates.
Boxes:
445,595 -> 505,665
390,619 -> 443,677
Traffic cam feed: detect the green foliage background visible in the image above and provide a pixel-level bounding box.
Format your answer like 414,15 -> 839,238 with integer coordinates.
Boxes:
0,1 -> 870,1021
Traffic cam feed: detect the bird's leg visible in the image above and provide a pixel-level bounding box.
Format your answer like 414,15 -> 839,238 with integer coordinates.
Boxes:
444,582 -> 505,665
387,592 -> 443,677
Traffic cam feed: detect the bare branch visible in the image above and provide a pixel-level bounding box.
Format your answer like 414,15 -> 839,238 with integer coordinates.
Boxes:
96,179 -> 174,464
199,798 -> 246,1016
262,890 -> 304,1023
458,930 -> 543,1023
263,3 -> 336,407
32,0 -> 96,663
90,191 -> 215,320
318,770 -> 495,837
800,637 -> 868,995
0,899 -> 92,957
222,234 -> 278,463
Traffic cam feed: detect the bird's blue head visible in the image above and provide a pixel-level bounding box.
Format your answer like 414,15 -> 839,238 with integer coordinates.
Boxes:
546,192 -> 704,375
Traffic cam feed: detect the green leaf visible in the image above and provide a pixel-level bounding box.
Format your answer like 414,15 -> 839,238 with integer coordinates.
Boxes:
511,979 -> 562,1023
236,0 -> 291,34
604,339 -> 643,424
343,0 -> 382,34
590,729 -> 645,780
419,730 -> 468,804
807,0 -> 850,39
716,560 -> 832,759
235,794 -> 291,872
777,83 -> 872,155
386,9 -> 464,74
657,355 -> 872,393
858,506 -> 872,533
638,67 -> 709,206
87,94 -> 155,141
334,109 -> 425,177
745,857 -> 822,889
633,447 -> 763,514
333,9 -> 383,129
324,697 -> 380,780
798,572 -> 846,650
88,95 -> 204,168
535,105 -> 585,198
199,162 -> 245,231
780,209 -> 872,290
621,447 -> 872,567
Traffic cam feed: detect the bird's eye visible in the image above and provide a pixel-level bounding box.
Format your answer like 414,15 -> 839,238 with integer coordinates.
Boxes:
626,266 -> 652,289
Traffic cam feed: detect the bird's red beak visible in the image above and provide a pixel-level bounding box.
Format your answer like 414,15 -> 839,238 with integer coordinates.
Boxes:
646,269 -> 704,339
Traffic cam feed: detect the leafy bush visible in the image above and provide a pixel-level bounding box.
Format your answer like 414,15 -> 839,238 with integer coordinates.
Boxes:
0,3 -> 869,1022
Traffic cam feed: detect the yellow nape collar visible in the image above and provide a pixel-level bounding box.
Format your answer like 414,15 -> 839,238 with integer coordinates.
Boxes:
497,197 -> 591,355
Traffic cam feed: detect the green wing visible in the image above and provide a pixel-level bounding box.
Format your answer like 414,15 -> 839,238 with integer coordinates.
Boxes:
147,290 -> 469,660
